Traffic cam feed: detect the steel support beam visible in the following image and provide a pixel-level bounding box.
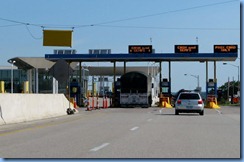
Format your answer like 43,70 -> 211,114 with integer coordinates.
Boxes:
159,62 -> 162,94
124,61 -> 126,74
169,61 -> 171,95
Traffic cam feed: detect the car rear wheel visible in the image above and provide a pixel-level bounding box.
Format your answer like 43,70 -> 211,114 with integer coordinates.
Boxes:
199,110 -> 204,116
175,110 -> 179,115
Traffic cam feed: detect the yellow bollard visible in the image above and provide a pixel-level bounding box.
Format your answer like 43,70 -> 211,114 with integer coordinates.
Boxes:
0,81 -> 5,93
210,101 -> 220,109
205,96 -> 220,109
23,81 -> 29,93
161,97 -> 172,108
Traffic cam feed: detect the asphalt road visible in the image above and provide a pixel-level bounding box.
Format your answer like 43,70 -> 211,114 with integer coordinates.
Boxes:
0,106 -> 240,158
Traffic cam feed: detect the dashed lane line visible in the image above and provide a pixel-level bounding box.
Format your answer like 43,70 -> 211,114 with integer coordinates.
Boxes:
147,118 -> 153,121
90,143 -> 110,152
215,109 -> 222,115
130,126 -> 139,131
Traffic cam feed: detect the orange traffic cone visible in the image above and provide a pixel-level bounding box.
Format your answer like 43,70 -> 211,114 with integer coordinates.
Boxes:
74,96 -> 77,109
105,96 -> 108,108
103,97 -> 105,109
92,97 -> 95,110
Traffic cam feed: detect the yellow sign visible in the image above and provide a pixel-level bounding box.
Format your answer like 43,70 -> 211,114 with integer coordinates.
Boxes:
43,30 -> 72,47
72,87 -> 77,93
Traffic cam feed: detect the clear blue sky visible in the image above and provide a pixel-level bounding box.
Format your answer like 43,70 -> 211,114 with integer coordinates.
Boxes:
0,0 -> 241,92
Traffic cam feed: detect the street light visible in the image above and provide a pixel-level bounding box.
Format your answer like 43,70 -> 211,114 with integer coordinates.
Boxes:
10,60 -> 16,93
223,63 -> 240,93
184,73 -> 200,89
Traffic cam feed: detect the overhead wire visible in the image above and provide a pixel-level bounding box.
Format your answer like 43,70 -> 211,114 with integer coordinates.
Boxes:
0,17 -> 27,25
0,0 -> 239,39
25,25 -> 43,40
0,0 -> 238,29
95,24 -> 239,31
0,24 -> 23,28
90,0 -> 239,26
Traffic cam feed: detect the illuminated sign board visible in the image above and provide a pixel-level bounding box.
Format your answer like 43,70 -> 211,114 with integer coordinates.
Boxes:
214,45 -> 238,53
129,45 -> 152,53
175,45 -> 198,53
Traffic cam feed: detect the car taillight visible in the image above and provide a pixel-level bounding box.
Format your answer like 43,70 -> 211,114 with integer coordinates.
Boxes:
177,100 -> 181,104
198,100 -> 203,104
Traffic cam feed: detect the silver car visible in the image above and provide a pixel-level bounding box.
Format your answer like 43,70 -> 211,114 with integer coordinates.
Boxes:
175,92 -> 204,115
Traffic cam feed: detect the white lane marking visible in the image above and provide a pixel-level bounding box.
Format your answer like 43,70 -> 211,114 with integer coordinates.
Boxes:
147,119 -> 152,122
90,143 -> 110,152
215,109 -> 222,115
130,126 -> 139,131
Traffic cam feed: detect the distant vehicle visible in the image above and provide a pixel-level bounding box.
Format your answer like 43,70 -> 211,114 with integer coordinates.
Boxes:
172,89 -> 191,107
120,71 -> 152,108
175,92 -> 204,115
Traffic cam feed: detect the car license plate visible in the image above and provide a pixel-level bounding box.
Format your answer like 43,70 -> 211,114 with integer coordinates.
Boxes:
186,106 -> 193,108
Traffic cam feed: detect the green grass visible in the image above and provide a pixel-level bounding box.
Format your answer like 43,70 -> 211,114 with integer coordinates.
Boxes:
219,103 -> 240,106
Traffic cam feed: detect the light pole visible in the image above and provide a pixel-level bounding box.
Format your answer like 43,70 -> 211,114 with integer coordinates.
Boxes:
10,60 -> 16,93
184,73 -> 200,90
223,63 -> 240,93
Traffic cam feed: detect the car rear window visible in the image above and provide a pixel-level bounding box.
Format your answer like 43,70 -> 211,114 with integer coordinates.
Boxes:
179,93 -> 200,99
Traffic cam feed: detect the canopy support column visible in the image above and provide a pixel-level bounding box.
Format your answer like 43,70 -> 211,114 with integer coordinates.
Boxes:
214,61 -> 217,96
159,62 -> 162,95
113,61 -> 116,107
169,61 -> 171,95
124,61 -> 126,74
206,61 -> 208,100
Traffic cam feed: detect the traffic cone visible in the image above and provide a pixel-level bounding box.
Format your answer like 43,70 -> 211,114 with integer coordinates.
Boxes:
92,97 -> 95,110
73,96 -> 79,113
105,96 -> 108,108
74,96 -> 77,109
103,97 -> 105,109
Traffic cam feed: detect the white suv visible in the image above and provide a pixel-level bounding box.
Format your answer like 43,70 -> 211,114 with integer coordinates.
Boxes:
175,92 -> 204,115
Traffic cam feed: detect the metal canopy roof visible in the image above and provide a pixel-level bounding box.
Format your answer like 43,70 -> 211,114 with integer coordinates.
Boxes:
45,53 -> 237,62
85,66 -> 159,76
8,57 -> 78,70
7,57 -> 157,76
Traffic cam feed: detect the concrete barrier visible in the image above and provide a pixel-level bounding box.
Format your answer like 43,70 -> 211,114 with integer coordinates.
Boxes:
0,119 -> 4,125
0,94 -> 73,125
0,105 -> 5,125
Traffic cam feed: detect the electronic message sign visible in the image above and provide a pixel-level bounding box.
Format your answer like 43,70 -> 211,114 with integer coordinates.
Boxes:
129,45 -> 152,53
175,45 -> 198,53
214,45 -> 238,53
